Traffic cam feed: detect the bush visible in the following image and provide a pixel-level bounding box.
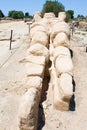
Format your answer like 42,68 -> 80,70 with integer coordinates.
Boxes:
8,10 -> 24,19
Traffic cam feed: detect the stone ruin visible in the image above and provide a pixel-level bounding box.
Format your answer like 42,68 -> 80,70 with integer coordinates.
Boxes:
17,12 -> 75,130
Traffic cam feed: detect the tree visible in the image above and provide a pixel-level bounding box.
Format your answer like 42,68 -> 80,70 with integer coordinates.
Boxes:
41,0 -> 65,17
66,10 -> 74,21
25,12 -> 29,18
8,10 -> 24,19
8,10 -> 13,17
77,14 -> 84,19
0,10 -> 4,18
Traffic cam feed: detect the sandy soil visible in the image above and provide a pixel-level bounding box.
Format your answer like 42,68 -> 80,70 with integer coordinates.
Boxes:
0,21 -> 30,130
0,21 -> 87,130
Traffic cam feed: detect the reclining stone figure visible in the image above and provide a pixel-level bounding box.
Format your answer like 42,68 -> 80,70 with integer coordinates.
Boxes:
18,12 -> 75,130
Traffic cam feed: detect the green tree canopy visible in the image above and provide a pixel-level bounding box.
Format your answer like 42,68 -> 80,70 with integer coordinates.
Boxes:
77,14 -> 84,19
8,10 -> 24,19
25,12 -> 29,18
41,0 -> 65,17
24,12 -> 33,18
0,10 -> 4,18
66,10 -> 74,21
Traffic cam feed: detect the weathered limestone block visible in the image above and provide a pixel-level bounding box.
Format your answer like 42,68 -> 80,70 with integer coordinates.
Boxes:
43,13 -> 59,35
30,22 -> 47,30
53,46 -> 71,61
32,19 -> 48,29
26,55 -> 45,66
50,21 -> 70,41
33,12 -> 42,22
59,73 -> 73,101
52,32 -> 70,48
50,67 -> 69,111
25,62 -> 44,77
58,12 -> 66,21
30,23 -> 48,38
27,44 -> 49,63
55,56 -> 73,76
26,76 -> 42,93
30,31 -> 49,47
18,88 -> 40,130
44,12 -> 55,19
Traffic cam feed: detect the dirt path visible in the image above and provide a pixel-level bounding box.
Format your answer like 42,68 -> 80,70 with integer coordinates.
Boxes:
0,21 -> 30,130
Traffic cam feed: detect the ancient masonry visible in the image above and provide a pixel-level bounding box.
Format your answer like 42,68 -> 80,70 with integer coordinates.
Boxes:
17,12 -> 75,130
